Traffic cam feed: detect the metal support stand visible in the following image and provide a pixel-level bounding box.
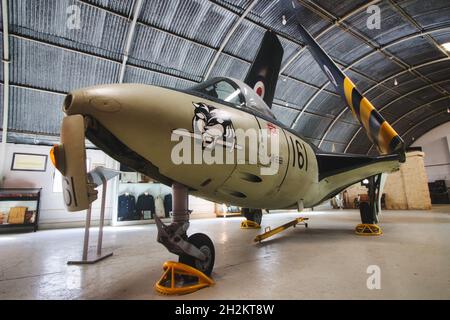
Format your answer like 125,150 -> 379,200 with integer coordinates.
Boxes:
68,172 -> 114,265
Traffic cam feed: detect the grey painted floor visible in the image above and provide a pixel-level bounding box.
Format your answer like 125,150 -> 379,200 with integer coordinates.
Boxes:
0,206 -> 449,300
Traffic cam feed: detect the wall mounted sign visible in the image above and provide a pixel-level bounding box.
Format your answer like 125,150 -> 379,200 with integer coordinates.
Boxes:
11,153 -> 48,172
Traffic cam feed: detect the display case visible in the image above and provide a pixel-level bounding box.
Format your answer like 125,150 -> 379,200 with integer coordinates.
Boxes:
114,164 -> 172,224
0,188 -> 41,233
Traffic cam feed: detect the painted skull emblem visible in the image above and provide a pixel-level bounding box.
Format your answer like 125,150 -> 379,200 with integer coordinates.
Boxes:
192,102 -> 236,150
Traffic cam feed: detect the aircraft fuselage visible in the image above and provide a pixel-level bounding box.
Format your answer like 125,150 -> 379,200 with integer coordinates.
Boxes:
62,82 -> 400,211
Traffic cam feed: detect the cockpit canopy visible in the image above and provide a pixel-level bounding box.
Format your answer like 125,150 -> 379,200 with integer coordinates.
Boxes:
189,77 -> 276,119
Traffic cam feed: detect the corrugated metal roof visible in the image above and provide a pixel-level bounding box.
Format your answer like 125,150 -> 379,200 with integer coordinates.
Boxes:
325,121 -> 359,144
353,51 -> 404,81
400,0 -> 450,29
223,19 -> 265,61
9,0 -> 129,60
139,0 -> 237,48
320,26 -> 373,65
124,65 -> 196,89
84,0 -> 134,16
271,103 -> 299,127
207,53 -> 250,79
306,92 -> 346,117
275,77 -> 317,109
283,50 -> 329,86
387,37 -> 446,66
10,36 -> 121,92
346,1 -> 420,46
129,24 -> 215,82
8,86 -> 65,135
292,112 -> 333,139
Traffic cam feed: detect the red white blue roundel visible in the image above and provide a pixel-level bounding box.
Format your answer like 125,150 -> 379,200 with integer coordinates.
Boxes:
254,81 -> 265,98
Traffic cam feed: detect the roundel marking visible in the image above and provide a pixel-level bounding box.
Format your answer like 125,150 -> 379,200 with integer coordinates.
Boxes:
254,81 -> 265,98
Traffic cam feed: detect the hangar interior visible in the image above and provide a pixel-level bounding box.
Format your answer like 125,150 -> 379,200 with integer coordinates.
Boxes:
0,0 -> 449,299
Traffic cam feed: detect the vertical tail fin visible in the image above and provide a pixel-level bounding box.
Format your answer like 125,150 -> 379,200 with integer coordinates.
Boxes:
244,30 -> 284,108
282,0 -> 405,158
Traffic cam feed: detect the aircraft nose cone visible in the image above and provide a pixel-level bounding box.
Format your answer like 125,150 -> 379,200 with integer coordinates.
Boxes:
62,93 -> 73,112
63,85 -> 125,116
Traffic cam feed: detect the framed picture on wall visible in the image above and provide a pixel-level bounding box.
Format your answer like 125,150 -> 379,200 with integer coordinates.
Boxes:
11,153 -> 48,172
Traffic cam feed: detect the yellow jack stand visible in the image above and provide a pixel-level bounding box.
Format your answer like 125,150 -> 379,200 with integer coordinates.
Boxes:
155,261 -> 215,295
355,224 -> 383,236
240,220 -> 261,229
254,217 -> 308,243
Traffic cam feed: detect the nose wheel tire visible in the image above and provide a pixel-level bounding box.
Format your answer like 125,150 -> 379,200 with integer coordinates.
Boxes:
179,233 -> 215,276
242,208 -> 263,225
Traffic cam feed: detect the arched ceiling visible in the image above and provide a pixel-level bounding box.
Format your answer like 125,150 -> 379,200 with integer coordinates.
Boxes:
0,0 -> 449,154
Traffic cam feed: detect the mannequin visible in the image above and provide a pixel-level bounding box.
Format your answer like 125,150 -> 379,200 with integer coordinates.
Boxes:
137,192 -> 155,219
118,192 -> 136,221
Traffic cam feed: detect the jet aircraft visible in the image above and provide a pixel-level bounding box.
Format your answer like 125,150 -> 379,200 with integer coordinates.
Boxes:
51,1 -> 405,277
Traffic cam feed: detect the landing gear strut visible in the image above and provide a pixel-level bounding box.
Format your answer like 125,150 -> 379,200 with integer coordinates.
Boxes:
154,183 -> 215,276
356,173 -> 383,236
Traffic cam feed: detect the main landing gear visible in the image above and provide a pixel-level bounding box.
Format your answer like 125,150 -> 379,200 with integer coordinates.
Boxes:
240,208 -> 263,229
356,173 -> 383,236
154,183 -> 215,295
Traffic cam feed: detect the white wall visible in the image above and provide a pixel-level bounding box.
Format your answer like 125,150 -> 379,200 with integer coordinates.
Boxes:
411,122 -> 450,183
1,143 -> 216,229
1,143 -> 118,229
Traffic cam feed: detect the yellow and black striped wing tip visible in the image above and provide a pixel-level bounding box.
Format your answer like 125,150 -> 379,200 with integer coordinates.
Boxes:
343,77 -> 405,157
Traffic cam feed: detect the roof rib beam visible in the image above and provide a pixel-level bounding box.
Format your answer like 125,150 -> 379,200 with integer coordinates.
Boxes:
119,0 -> 143,83
1,0 -> 10,181
402,111 -> 449,140
204,0 -> 259,80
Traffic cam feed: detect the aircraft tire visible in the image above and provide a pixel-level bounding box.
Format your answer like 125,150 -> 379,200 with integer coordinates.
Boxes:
242,208 -> 263,225
179,233 -> 215,276
359,202 -> 375,224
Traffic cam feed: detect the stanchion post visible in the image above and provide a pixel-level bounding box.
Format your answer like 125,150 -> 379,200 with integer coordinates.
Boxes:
97,174 -> 107,256
82,205 -> 92,261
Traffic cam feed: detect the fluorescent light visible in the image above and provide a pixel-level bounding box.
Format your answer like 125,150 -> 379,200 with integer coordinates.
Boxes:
442,42 -> 450,52
224,89 -> 241,102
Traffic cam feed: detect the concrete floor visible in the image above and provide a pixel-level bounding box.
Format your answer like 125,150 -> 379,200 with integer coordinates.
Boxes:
0,206 -> 449,300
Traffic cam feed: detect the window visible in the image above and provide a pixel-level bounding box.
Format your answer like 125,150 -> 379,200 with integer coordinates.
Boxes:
191,79 -> 245,107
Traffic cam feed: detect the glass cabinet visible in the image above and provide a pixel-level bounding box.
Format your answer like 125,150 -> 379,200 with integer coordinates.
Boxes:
0,188 -> 41,233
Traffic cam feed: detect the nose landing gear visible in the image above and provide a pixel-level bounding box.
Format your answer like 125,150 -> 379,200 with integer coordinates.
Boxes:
154,183 -> 215,295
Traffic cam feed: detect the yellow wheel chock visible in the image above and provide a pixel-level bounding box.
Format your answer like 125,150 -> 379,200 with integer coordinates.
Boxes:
355,224 -> 383,236
240,220 -> 261,229
254,217 -> 308,243
155,261 -> 215,295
